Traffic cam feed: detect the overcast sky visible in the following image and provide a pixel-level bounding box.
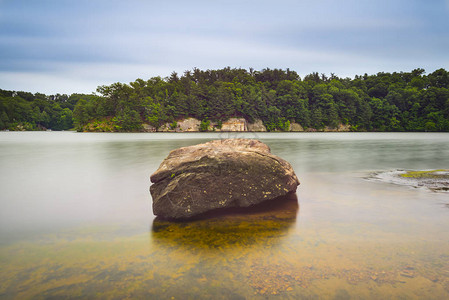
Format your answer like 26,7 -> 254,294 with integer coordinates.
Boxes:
1,0 -> 448,94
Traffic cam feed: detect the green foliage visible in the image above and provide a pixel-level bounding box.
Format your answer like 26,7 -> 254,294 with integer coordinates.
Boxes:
1,67 -> 449,132
73,99 -> 90,130
425,121 -> 436,132
281,119 -> 290,131
0,90 -> 93,131
114,108 -> 142,131
169,121 -> 178,130
200,119 -> 210,132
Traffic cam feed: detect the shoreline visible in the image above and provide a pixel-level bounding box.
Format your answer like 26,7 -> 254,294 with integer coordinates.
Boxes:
2,129 -> 449,133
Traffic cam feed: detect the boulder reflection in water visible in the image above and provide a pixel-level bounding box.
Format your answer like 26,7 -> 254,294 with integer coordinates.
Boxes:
151,192 -> 299,250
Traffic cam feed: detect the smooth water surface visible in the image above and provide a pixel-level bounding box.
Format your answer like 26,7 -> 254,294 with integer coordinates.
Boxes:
1,132 -> 449,299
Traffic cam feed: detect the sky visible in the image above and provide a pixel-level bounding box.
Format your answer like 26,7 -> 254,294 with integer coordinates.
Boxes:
1,0 -> 448,94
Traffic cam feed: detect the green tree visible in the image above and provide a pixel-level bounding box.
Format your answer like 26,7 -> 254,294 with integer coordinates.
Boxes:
425,121 -> 436,132
1,67 -> 448,132
0,111 -> 9,129
73,99 -> 90,130
200,119 -> 210,131
114,108 -> 142,131
310,108 -> 324,129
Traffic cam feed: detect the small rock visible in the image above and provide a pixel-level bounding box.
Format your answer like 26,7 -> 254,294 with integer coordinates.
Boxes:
400,271 -> 415,278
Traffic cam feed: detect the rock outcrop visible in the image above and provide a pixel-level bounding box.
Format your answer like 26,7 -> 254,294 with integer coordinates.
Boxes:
142,124 -> 157,132
289,122 -> 304,132
219,118 -> 247,131
247,119 -> 267,132
324,124 -> 351,132
150,139 -> 300,219
158,118 -> 201,132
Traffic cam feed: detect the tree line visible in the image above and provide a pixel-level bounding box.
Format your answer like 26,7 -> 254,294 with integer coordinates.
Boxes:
1,67 -> 448,132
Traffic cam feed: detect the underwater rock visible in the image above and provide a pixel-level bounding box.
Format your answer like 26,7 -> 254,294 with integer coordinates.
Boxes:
150,139 -> 300,219
152,192 -> 298,249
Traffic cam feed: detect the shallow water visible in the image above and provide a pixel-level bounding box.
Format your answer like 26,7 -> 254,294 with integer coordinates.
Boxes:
1,132 -> 449,299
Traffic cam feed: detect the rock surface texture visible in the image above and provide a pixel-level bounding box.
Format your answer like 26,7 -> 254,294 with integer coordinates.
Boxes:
219,118 -> 247,131
150,139 -> 300,219
247,119 -> 267,132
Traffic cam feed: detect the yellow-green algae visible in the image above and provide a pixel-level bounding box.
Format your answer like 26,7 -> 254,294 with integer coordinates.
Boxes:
1,195 -> 449,299
400,169 -> 449,179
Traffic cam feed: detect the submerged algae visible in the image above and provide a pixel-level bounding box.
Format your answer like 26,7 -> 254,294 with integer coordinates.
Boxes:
400,169 -> 449,192
400,169 -> 449,179
151,192 -> 298,250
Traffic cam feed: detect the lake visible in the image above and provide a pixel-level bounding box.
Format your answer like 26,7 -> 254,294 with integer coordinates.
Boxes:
1,132 -> 448,299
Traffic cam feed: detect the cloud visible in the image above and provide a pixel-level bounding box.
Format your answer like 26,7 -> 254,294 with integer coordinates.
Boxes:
0,0 -> 448,93
0,34 -> 422,95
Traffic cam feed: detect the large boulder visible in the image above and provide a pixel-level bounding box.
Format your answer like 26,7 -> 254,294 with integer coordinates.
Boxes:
150,139 -> 300,219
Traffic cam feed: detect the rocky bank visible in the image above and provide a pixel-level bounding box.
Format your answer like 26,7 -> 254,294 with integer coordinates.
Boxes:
144,118 -> 350,132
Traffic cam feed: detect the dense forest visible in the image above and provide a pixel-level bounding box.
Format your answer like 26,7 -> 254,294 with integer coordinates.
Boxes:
1,68 -> 449,132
